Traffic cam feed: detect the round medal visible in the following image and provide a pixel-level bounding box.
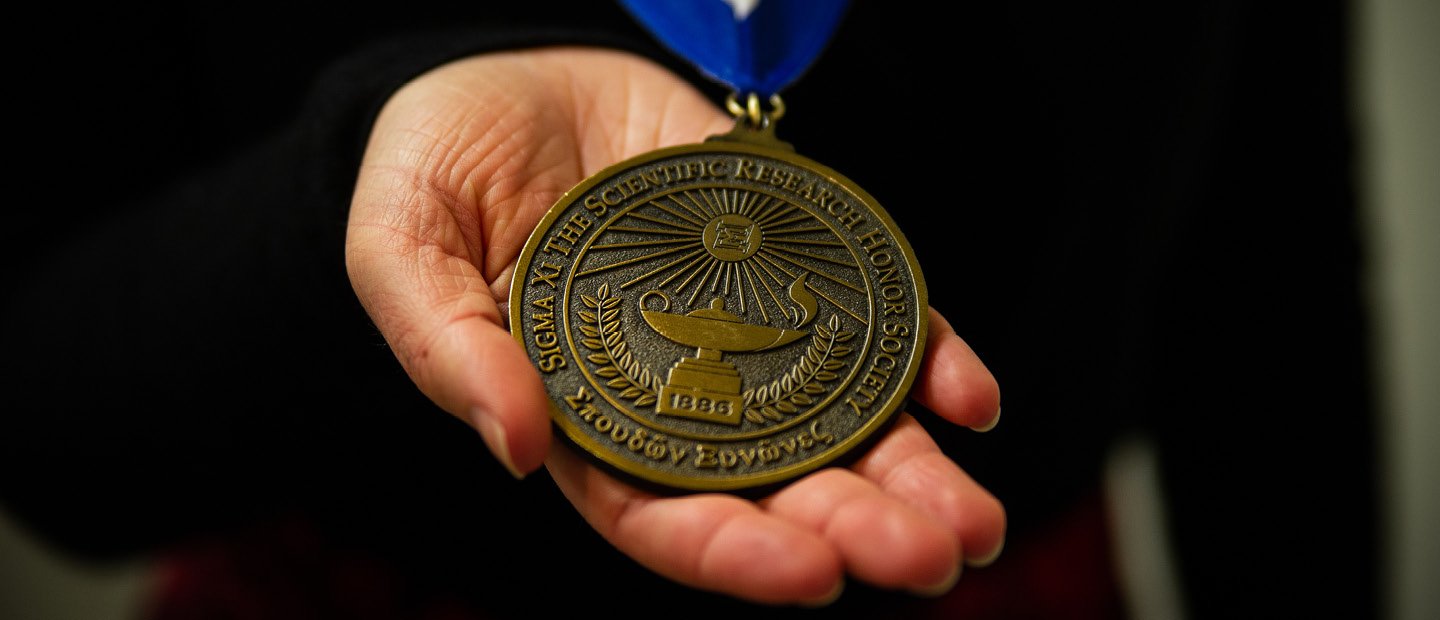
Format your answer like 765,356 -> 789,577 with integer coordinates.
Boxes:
510,118 -> 926,492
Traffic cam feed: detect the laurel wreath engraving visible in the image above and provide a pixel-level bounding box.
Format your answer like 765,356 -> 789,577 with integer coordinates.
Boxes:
579,283 -> 662,407
579,285 -> 855,427
740,315 -> 854,425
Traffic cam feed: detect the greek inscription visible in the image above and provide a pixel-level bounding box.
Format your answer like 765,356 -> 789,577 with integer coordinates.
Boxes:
689,423 -> 835,471
565,387 -> 598,420
757,440 -> 780,464
779,437 -> 798,455
695,444 -> 718,468
718,450 -> 739,468
565,387 -> 689,464
628,428 -> 648,452
809,421 -> 835,444
643,432 -> 668,460
737,448 -> 757,466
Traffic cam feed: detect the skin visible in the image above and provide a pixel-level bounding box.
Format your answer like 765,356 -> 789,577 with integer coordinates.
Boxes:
346,47 -> 1005,606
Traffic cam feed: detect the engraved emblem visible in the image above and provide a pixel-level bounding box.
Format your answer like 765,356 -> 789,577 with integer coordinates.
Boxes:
511,143 -> 926,492
704,214 -> 758,259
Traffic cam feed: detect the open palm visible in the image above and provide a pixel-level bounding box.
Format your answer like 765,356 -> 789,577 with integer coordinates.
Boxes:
346,48 -> 1004,605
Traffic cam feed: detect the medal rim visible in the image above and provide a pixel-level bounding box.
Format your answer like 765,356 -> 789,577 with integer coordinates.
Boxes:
509,139 -> 928,492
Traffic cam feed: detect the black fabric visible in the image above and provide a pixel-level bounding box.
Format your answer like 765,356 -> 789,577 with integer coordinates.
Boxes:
3,1 -> 1377,617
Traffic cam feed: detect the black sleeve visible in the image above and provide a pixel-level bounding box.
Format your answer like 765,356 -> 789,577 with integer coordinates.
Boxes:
1,3 -> 1379,618
0,8 -> 692,559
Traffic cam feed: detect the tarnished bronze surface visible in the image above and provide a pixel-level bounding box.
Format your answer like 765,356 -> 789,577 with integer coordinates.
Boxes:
510,127 -> 926,492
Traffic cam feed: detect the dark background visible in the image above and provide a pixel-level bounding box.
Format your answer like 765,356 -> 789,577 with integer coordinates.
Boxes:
4,2 -> 1377,618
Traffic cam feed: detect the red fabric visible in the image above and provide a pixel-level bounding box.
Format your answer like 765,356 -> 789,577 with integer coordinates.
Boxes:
146,490 -> 1123,620
147,519 -> 472,620
929,489 -> 1125,619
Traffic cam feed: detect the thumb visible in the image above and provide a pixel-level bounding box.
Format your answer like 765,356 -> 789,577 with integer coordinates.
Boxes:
346,120 -> 554,478
346,177 -> 552,478
419,304 -> 551,480
345,47 -> 738,478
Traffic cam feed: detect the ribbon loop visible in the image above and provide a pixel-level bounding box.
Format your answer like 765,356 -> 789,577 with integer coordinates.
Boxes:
619,0 -> 852,97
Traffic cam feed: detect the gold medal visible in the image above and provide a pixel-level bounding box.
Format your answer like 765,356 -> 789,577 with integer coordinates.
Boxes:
510,95 -> 926,492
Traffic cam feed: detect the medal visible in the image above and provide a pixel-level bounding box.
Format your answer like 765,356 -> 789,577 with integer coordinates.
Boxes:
509,0 -> 925,492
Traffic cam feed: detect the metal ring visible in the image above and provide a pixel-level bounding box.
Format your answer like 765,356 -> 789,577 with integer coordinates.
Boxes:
724,93 -> 746,118
766,94 -> 786,122
725,93 -> 786,127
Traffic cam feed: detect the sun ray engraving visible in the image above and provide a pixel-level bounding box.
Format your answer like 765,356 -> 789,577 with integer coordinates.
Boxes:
764,224 -> 829,235
765,244 -> 860,268
747,260 -> 791,311
755,202 -> 799,227
763,213 -> 814,229
649,200 -> 707,228
624,248 -> 708,289
759,249 -> 864,294
676,191 -> 710,218
699,188 -> 725,216
575,243 -> 704,277
756,251 -> 795,281
713,188 -> 731,215
581,187 -> 868,334
806,280 -> 868,325
653,253 -> 710,290
687,260 -> 722,307
625,211 -> 702,232
700,258 -> 723,293
764,237 -> 846,247
683,190 -> 718,218
739,189 -> 761,217
665,194 -> 709,222
592,238 -> 702,250
741,263 -> 769,323
674,256 -> 717,292
750,196 -> 785,224
606,225 -> 702,236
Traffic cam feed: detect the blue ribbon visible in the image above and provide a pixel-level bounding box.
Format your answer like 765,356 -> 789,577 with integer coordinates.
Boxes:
618,0 -> 852,97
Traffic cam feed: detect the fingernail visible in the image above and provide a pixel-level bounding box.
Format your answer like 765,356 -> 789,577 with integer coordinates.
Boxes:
965,535 -> 1005,568
911,563 -> 961,598
473,408 -> 524,480
799,579 -> 845,608
975,406 -> 1002,433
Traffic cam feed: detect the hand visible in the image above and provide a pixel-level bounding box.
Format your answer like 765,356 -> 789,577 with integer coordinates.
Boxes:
346,48 -> 1005,605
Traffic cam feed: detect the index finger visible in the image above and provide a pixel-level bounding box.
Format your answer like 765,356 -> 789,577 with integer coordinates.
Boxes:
913,307 -> 1001,431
